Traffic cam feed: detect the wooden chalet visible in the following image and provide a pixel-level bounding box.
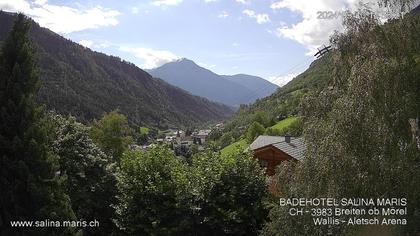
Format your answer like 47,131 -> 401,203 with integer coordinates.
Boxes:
249,135 -> 306,176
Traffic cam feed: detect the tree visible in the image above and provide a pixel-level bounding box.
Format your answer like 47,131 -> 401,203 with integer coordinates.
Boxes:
189,150 -> 268,235
217,131 -> 234,149
135,126 -> 150,145
115,147 -> 268,235
252,111 -> 274,128
115,148 -> 191,235
43,113 -> 119,235
0,14 -> 75,235
246,121 -> 265,143
90,110 -> 133,161
262,5 -> 420,236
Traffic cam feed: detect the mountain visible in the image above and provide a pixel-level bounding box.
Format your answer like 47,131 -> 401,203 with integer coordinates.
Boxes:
220,54 -> 333,139
147,59 -> 277,107
222,74 -> 278,99
0,12 -> 232,128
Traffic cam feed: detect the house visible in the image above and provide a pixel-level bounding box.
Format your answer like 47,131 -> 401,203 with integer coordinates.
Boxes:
178,135 -> 194,146
192,129 -> 211,143
165,136 -> 176,143
215,123 -> 224,130
250,135 -> 306,176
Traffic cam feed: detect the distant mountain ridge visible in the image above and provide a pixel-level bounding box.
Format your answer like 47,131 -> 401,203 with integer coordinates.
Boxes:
0,12 -> 233,128
221,54 -> 333,138
147,59 -> 278,107
222,74 -> 279,100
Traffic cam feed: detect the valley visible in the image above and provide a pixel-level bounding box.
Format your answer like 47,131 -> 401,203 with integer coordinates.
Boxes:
1,2 -> 419,235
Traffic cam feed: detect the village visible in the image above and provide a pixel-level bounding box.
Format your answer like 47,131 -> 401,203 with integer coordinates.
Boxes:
131,117 -> 309,179
133,122 -> 223,152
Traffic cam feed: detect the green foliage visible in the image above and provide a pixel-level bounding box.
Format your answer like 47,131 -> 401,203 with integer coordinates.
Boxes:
90,110 -> 133,161
0,14 -> 76,235
265,117 -> 303,136
208,128 -> 223,141
189,151 -> 268,235
115,147 -> 268,235
218,132 -> 235,148
251,111 -> 275,128
135,126 -> 151,145
246,121 -> 265,143
220,138 -> 248,157
139,126 -> 150,135
219,54 -> 332,148
269,117 -> 298,131
0,12 -> 232,128
262,8 -> 420,236
115,148 -> 190,235
174,144 -> 197,161
43,113 -> 119,235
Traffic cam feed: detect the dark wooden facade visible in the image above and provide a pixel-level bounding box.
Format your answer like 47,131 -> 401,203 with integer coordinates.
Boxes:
253,145 -> 294,176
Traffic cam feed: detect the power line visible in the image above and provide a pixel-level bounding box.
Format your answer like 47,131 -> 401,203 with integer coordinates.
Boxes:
236,57 -> 314,105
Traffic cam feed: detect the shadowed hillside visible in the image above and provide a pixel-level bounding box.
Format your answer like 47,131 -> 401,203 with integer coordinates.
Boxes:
0,11 -> 233,128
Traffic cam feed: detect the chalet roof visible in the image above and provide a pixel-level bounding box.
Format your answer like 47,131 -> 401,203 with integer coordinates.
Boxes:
272,138 -> 305,160
250,135 -> 306,160
249,135 -> 285,150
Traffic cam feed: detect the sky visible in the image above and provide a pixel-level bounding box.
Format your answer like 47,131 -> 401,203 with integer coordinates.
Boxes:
0,0 -> 412,86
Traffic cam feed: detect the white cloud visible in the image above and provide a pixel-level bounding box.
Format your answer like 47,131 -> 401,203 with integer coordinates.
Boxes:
96,43 -> 110,48
78,40 -> 111,49
236,0 -> 249,4
152,0 -> 183,6
269,0 -> 415,54
34,0 -> 48,5
270,0 -> 345,54
267,73 -> 299,87
242,9 -> 270,24
0,0 -> 120,34
78,40 -> 93,48
120,47 -> 179,69
0,0 -> 30,12
218,11 -> 229,18
131,7 -> 139,14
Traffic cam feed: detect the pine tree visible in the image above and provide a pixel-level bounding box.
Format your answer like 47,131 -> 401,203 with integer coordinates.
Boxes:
0,14 -> 76,235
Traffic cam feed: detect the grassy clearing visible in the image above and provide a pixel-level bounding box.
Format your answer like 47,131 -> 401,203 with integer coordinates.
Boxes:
139,127 -> 150,135
270,117 -> 297,132
221,139 -> 248,156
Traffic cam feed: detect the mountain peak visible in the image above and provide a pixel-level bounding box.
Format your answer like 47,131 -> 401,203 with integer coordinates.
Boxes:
175,58 -> 196,65
148,59 -> 278,107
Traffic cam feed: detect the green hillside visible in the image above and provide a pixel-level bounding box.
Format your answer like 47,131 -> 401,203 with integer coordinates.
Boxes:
220,138 -> 247,156
270,117 -> 298,131
220,116 -> 299,156
217,54 -> 333,146
0,12 -> 232,128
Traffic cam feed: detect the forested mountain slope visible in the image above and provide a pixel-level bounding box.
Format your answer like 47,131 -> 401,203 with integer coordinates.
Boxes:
221,54 -> 333,136
0,11 -> 232,128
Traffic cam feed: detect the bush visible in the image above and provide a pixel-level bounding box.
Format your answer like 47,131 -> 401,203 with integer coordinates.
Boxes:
115,147 -> 268,235
43,113 -> 119,235
246,121 -> 266,143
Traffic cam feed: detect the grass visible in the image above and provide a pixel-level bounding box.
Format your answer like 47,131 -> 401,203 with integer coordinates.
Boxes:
220,117 -> 298,157
139,127 -> 150,135
270,117 -> 298,132
221,139 -> 248,156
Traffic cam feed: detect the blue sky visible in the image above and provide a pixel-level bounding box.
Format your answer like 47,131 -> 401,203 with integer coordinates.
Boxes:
1,0 -> 395,85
